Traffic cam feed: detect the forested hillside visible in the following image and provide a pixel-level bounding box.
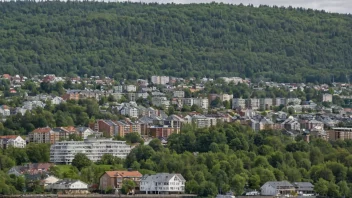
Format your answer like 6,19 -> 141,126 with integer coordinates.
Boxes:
1,2 -> 352,82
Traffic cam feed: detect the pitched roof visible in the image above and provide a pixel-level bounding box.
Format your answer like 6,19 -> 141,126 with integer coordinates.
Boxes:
263,181 -> 294,189
32,127 -> 52,133
0,135 -> 18,140
141,173 -> 186,183
104,171 -> 142,178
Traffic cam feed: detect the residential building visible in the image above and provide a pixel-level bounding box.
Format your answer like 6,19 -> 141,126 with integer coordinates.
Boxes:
220,77 -> 243,84
310,126 -> 329,141
192,115 -> 217,128
293,182 -> 314,195
182,98 -> 209,109
329,127 -> 352,141
52,126 -> 76,140
152,97 -> 170,109
51,96 -> 64,105
322,93 -> 333,103
124,85 -> 137,92
48,179 -> 89,194
8,163 -> 54,176
219,94 -> 231,102
140,173 -> 186,194
0,135 -> 26,149
28,127 -> 60,144
50,138 -> 131,164
173,91 -> 185,98
0,105 -> 10,117
127,92 -> 137,101
120,105 -> 139,118
75,127 -> 99,139
259,98 -> 273,110
91,120 -> 118,137
43,175 -> 60,189
149,126 -> 179,138
151,76 -> 169,85
62,90 -> 80,101
232,98 -> 246,109
99,171 -> 142,191
249,98 -> 260,110
136,92 -> 149,99
261,181 -> 296,196
281,117 -> 301,131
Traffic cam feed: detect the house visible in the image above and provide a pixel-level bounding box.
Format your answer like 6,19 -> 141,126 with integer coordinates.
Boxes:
8,163 -> 54,176
51,96 -> 64,105
173,91 -> 185,98
281,117 -> 301,131
75,127 -> 99,139
140,173 -> 186,194
99,170 -> 142,191
0,105 -> 11,117
260,181 -> 296,196
329,127 -> 352,141
48,179 -> 89,194
152,97 -> 170,109
120,105 -> 139,118
0,135 -> 26,148
43,175 -> 60,189
293,182 -> 314,195
28,127 -> 60,144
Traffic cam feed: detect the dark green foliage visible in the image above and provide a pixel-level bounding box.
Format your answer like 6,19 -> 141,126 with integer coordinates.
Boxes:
0,2 -> 352,82
72,153 -> 92,171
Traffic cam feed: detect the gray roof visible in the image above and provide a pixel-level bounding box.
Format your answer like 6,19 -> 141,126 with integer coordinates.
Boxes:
141,173 -> 186,183
263,181 -> 294,189
294,182 -> 314,191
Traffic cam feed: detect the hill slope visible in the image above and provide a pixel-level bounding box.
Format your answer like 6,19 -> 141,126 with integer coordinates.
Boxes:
1,2 -> 352,82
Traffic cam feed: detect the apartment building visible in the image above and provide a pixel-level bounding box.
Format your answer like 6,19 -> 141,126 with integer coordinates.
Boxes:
151,76 -> 170,85
329,127 -> 352,141
50,138 -> 131,164
232,98 -> 246,109
152,97 -> 170,109
173,91 -> 185,98
28,127 -> 60,144
52,126 -> 76,140
182,98 -> 209,109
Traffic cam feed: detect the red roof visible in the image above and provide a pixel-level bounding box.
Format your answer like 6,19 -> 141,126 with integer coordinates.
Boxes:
32,127 -> 52,133
0,135 -> 18,139
104,171 -> 142,178
3,74 -> 11,79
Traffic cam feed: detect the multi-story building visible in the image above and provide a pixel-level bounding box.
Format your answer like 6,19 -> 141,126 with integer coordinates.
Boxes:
329,127 -> 352,141
249,98 -> 260,110
260,98 -> 273,110
75,127 -> 99,139
120,106 -> 139,118
124,85 -> 137,92
151,76 -> 170,85
182,98 -> 209,109
0,135 -> 26,149
322,94 -> 333,103
52,126 -> 76,140
140,173 -> 186,194
62,90 -> 80,101
173,91 -> 185,98
152,97 -> 170,109
50,138 -> 131,164
91,120 -> 118,137
28,127 -> 60,144
232,98 -> 246,109
149,126 -> 179,138
192,115 -> 217,128
99,171 -> 142,191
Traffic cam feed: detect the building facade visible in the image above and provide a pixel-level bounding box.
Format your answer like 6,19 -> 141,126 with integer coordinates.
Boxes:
0,135 -> 26,149
28,127 -> 60,144
99,171 -> 142,191
50,138 -> 131,164
140,173 -> 186,194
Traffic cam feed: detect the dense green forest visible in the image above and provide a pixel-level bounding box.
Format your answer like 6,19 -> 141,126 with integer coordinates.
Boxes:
1,2 -> 352,82
2,123 -> 352,197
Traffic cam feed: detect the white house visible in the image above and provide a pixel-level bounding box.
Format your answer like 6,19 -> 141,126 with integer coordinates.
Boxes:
124,85 -> 137,92
48,179 -> 89,194
140,173 -> 186,194
0,135 -> 26,148
120,106 -> 139,118
0,105 -> 10,117
261,181 -> 296,196
75,127 -> 100,139
51,96 -> 64,105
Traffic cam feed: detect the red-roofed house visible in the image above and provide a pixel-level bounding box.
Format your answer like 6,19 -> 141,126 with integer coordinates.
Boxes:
2,74 -> 11,80
28,127 -> 59,144
99,170 -> 142,191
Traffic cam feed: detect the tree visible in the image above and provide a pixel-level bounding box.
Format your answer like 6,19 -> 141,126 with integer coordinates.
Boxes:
314,178 -> 329,196
231,175 -> 246,195
72,153 -> 92,171
148,139 -> 163,152
124,133 -> 143,144
121,180 -> 136,195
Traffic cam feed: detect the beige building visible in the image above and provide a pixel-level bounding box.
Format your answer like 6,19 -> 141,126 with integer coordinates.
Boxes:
329,127 -> 352,141
28,127 -> 60,144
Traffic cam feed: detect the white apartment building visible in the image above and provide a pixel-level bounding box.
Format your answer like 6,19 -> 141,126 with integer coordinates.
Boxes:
140,173 -> 186,194
50,138 -> 131,164
124,85 -> 137,92
152,97 -> 170,109
151,76 -> 170,85
0,135 -> 26,148
173,91 -> 185,98
120,106 -> 139,118
322,94 -> 333,103
182,98 -> 209,109
260,98 -> 273,110
192,115 -> 217,128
